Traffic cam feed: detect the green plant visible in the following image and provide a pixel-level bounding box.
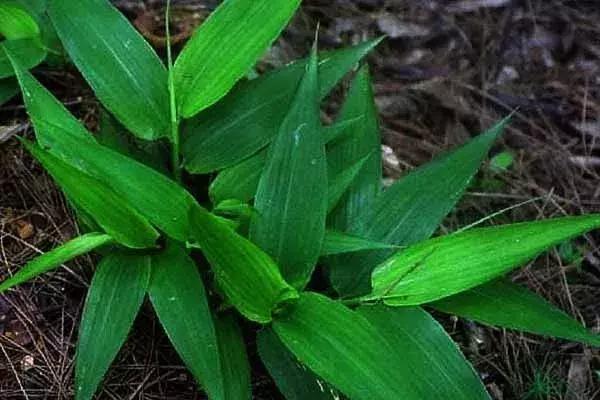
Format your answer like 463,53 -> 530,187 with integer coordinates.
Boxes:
1,0 -> 599,399
0,0 -> 62,105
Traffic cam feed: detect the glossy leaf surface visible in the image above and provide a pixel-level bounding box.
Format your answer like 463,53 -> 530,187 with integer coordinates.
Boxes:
250,47 -> 327,289
181,39 -> 381,173
24,141 -> 159,248
371,215 -> 600,305
48,0 -> 170,139
257,328 -> 336,400
273,292 -> 430,400
432,279 -> 600,347
190,206 -> 298,323
331,118 -> 508,297
9,57 -> 195,241
148,243 -> 224,400
0,2 -> 39,39
215,313 -> 252,400
325,66 -> 383,296
76,252 -> 150,400
208,119 -> 368,207
320,231 -> 395,256
0,39 -> 45,78
358,305 -> 490,400
174,0 -> 301,117
0,233 -> 112,293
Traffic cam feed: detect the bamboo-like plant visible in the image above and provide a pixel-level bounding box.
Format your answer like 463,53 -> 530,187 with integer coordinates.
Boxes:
1,0 -> 599,399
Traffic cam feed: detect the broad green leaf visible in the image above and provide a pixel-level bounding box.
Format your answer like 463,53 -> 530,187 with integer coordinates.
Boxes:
190,206 -> 298,324
432,279 -> 600,347
12,0 -> 45,16
257,328 -> 336,400
13,0 -> 64,63
76,252 -> 150,400
357,305 -> 490,399
0,2 -> 39,39
36,123 -> 193,241
0,78 -> 19,105
6,47 -> 94,148
371,215 -> 600,305
320,231 -> 396,257
148,243 -> 224,400
209,151 -> 267,206
325,66 -> 383,297
12,44 -> 298,325
208,118 -> 368,207
48,0 -> 170,139
273,292 -> 437,400
0,232 -> 112,293
0,39 -> 46,78
24,141 -> 158,248
215,314 -> 251,400
330,117 -> 509,297
250,46 -> 327,289
327,65 -> 382,232
174,0 -> 301,117
8,57 -> 194,241
181,39 -> 382,173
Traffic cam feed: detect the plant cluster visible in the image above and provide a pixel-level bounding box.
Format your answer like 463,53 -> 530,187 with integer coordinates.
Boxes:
1,0 -> 599,399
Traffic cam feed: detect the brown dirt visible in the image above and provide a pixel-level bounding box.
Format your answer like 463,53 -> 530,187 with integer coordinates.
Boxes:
1,0 -> 600,399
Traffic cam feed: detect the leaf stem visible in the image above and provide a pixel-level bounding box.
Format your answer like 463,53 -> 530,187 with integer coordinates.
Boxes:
166,0 -> 181,182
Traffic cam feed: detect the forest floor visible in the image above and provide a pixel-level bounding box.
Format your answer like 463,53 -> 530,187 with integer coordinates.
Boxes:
1,0 -> 600,399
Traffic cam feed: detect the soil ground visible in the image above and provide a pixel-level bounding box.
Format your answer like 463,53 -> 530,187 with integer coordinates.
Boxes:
1,0 -> 599,399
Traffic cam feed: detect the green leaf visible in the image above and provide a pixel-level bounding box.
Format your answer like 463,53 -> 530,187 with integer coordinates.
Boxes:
0,232 -> 112,293
208,118 -> 367,207
325,66 -> 383,297
489,151 -> 514,172
190,206 -> 298,324
327,153 -> 372,213
48,0 -> 170,140
76,252 -> 150,400
273,292 -> 445,400
9,58 -> 195,241
320,231 -> 396,257
148,243 -> 224,400
330,117 -> 509,297
6,46 -> 94,147
0,78 -> 19,105
13,0 -> 64,63
0,39 -> 46,79
24,141 -> 160,248
0,2 -> 39,39
209,151 -> 266,206
322,115 -> 366,143
257,327 -> 336,400
357,305 -> 490,399
431,279 -> 600,347
181,39 -> 382,174
96,110 -> 169,173
12,0 -> 45,17
250,46 -> 327,289
12,43 -> 298,326
371,215 -> 600,305
215,313 -> 251,400
327,65 -> 382,232
174,0 -> 301,118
